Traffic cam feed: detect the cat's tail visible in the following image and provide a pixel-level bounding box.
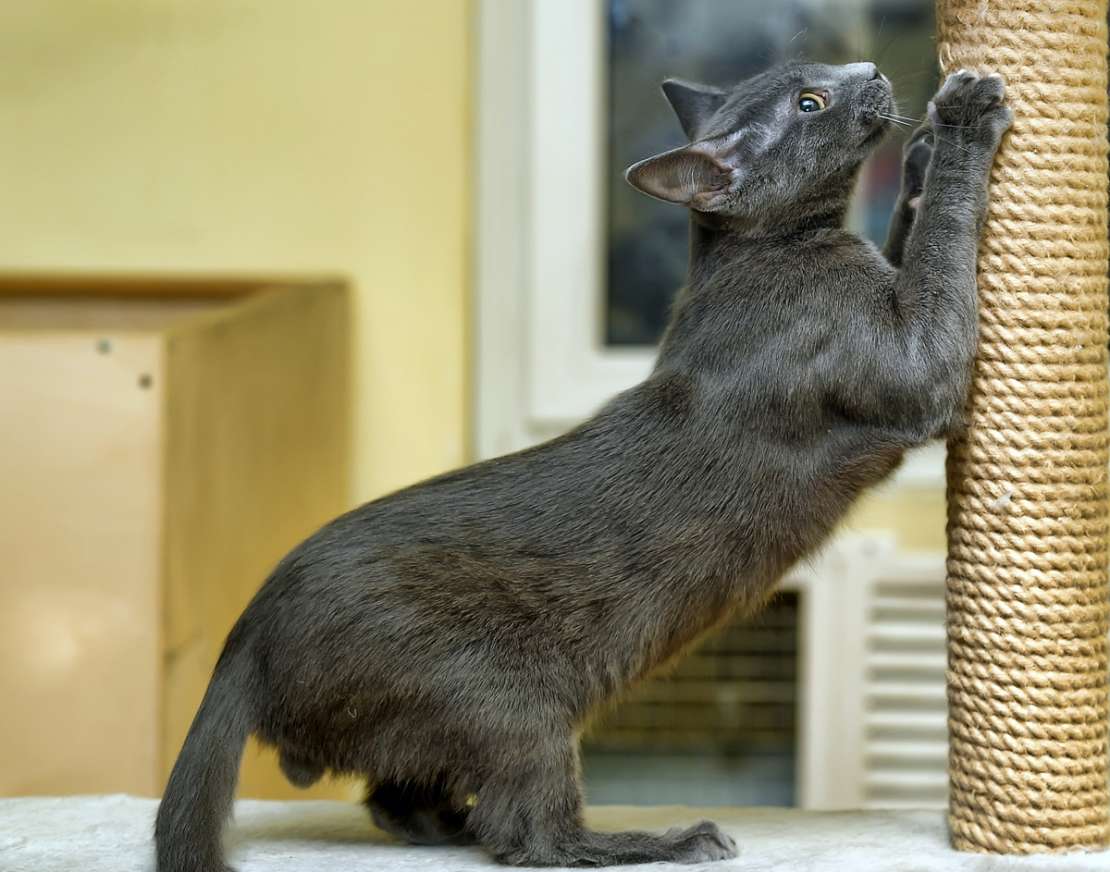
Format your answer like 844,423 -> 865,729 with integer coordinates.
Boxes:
155,632 -> 255,872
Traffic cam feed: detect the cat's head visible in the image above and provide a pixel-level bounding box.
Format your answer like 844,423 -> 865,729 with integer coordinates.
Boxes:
626,61 -> 893,226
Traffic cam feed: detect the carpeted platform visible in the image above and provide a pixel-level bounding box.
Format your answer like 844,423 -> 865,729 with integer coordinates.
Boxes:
2,796 -> 1108,871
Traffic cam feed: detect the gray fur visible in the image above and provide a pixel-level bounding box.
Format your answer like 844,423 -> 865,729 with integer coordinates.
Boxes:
155,63 -> 1009,870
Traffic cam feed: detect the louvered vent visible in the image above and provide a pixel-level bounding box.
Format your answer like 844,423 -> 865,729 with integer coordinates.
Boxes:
863,574 -> 948,809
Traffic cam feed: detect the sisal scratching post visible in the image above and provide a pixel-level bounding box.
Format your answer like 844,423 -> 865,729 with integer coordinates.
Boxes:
939,0 -> 1110,854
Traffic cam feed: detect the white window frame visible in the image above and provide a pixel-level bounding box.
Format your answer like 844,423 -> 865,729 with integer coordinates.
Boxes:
473,0 -> 943,486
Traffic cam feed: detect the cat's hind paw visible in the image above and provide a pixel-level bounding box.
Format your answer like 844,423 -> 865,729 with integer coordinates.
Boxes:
664,820 -> 739,863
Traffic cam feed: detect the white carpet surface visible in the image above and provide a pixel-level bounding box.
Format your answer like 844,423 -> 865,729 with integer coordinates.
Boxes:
2,796 -> 1110,872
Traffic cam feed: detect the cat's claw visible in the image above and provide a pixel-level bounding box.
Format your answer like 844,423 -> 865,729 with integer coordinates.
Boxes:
928,69 -> 1011,151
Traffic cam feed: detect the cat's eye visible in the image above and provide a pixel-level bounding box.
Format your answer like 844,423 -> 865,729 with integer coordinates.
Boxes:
798,91 -> 827,113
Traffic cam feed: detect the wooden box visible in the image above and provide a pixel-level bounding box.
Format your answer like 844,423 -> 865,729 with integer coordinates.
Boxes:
0,275 -> 351,799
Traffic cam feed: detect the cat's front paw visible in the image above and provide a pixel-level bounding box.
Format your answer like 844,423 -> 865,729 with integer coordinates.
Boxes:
927,69 -> 1012,154
901,125 -> 934,209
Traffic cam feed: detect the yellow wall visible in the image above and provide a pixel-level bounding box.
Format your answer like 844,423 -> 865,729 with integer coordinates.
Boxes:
850,486 -> 946,552
0,0 -> 472,503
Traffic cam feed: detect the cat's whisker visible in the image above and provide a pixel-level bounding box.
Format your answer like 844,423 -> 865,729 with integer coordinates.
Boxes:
878,114 -> 914,128
878,114 -> 979,152
875,17 -> 900,64
878,107 -> 983,132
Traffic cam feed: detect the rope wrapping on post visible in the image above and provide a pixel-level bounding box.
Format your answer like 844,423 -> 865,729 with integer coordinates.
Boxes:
938,0 -> 1110,854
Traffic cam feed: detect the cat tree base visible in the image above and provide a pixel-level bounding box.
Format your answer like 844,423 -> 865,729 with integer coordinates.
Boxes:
4,796 -> 1109,871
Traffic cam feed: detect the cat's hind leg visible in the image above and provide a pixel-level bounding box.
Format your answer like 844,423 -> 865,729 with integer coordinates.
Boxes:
366,779 -> 475,846
467,736 -> 737,867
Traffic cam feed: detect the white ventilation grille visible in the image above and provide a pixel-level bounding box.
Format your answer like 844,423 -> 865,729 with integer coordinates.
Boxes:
576,534 -> 951,811
863,575 -> 948,809
797,537 -> 948,810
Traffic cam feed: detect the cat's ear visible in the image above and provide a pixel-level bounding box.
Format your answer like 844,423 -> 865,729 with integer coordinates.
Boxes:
624,142 -> 738,211
661,78 -> 727,139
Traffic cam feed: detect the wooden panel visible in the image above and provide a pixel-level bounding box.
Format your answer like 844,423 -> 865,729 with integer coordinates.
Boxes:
161,283 -> 353,800
0,332 -> 163,795
0,297 -> 232,331
0,272 -> 335,300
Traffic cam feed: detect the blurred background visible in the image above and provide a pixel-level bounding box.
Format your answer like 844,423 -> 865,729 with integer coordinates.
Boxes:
1,0 -> 953,813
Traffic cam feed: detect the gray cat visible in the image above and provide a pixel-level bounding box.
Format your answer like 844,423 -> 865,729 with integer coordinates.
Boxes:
155,62 -> 1009,870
